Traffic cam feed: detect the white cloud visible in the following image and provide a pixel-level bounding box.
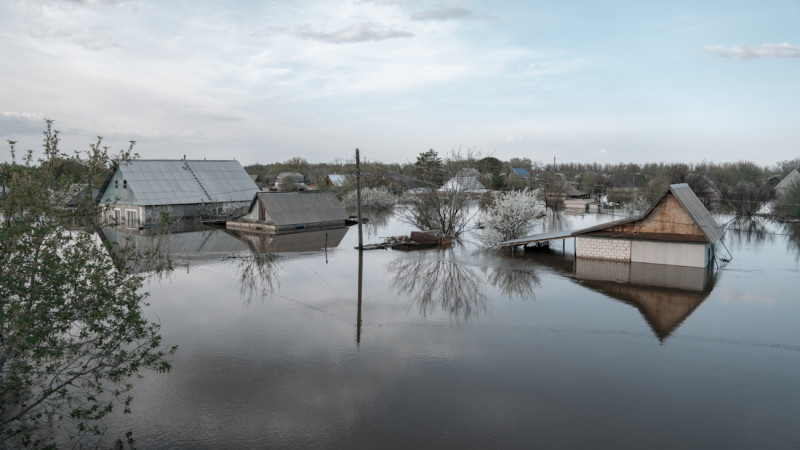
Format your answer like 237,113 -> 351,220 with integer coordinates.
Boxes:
411,6 -> 472,21
283,23 -> 413,43
592,148 -> 607,155
703,42 -> 800,60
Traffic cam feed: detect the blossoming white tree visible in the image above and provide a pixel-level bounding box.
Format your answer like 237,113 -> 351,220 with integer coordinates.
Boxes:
478,189 -> 545,246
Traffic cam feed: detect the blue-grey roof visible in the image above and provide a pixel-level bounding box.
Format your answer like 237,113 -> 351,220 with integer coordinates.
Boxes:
106,160 -> 258,206
511,168 -> 530,178
776,169 -> 800,191
254,191 -> 347,226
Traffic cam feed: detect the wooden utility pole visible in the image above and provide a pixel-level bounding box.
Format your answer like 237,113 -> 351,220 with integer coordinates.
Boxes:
356,148 -> 363,251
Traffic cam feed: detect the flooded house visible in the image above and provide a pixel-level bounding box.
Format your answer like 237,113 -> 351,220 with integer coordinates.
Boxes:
227,191 -> 347,233
96,158 -> 259,227
440,176 -> 488,193
501,183 -> 724,268
273,172 -> 306,191
326,174 -> 352,188
574,183 -> 724,268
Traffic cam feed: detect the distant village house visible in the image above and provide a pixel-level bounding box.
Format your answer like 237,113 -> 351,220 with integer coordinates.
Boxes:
228,191 -> 347,233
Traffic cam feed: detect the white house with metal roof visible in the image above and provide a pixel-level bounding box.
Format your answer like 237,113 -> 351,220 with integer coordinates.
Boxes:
97,159 -> 259,227
228,191 -> 347,233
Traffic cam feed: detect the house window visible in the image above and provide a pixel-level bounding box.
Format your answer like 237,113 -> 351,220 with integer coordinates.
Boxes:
114,209 -> 121,224
126,210 -> 138,227
114,180 -> 119,189
123,179 -> 128,189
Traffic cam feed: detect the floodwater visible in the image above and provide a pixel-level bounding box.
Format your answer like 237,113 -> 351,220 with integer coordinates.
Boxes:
99,211 -> 800,449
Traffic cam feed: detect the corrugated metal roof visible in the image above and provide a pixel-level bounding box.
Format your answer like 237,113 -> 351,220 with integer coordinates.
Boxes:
574,184 -> 724,243
511,168 -> 530,178
113,160 -> 258,206
256,191 -> 347,226
668,183 -> 724,243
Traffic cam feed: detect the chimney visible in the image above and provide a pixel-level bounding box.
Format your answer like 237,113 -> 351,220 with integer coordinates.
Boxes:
183,155 -> 187,169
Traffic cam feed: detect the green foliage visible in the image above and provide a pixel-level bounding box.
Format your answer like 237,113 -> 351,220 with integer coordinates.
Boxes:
414,149 -> 446,186
1,121 -> 175,447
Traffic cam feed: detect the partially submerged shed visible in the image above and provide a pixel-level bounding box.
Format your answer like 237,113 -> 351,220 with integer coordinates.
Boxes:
574,183 -> 723,267
228,191 -> 347,232
501,184 -> 724,268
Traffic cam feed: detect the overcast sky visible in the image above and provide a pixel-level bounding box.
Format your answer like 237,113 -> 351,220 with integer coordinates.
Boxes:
1,0 -> 798,167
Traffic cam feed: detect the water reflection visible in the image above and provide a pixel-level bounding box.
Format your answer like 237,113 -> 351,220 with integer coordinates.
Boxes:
98,223 -> 248,274
784,222 -> 800,261
358,208 -> 394,239
575,259 -> 715,341
387,251 -> 488,321
224,227 -> 350,301
387,250 -> 543,321
724,216 -> 773,246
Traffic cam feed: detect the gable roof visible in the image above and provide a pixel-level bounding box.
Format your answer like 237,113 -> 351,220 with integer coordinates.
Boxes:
101,160 -> 258,206
441,176 -> 487,192
253,191 -> 346,226
776,169 -> 800,191
576,183 -> 724,243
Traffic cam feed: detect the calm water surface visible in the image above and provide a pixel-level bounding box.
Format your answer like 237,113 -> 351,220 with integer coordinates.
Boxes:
102,212 -> 800,449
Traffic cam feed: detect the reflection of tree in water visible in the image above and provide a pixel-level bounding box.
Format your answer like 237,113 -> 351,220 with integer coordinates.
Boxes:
360,208 -> 394,239
233,246 -> 282,303
543,211 -> 568,232
483,265 -> 541,300
725,216 -> 773,246
784,223 -> 800,261
387,252 -> 487,321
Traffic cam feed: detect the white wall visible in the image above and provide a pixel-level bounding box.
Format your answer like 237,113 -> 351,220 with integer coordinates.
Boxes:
576,237 -> 631,261
631,241 -> 708,268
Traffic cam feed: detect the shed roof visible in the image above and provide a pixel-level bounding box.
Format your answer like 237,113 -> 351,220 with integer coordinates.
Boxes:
441,176 -> 487,192
575,183 -> 723,243
500,183 -> 724,247
105,160 -> 258,206
253,191 -> 347,226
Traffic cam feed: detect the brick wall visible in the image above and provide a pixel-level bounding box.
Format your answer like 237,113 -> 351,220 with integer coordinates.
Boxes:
576,237 -> 631,262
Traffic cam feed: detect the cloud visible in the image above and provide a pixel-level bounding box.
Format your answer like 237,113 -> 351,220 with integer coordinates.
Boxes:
284,23 -> 413,44
411,6 -> 472,21
592,148 -> 607,155
703,42 -> 800,60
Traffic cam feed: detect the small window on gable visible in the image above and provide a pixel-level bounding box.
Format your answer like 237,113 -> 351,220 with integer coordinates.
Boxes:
114,180 -> 119,189
123,179 -> 128,189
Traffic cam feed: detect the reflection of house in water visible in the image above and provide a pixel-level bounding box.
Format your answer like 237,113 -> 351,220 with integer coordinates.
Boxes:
225,227 -> 349,254
98,223 -> 249,273
575,259 -> 714,341
510,249 -> 716,342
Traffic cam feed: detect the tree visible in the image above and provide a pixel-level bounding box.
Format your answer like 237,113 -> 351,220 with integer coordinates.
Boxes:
774,180 -> 800,220
414,149 -> 446,186
477,189 -> 544,246
1,121 -> 175,446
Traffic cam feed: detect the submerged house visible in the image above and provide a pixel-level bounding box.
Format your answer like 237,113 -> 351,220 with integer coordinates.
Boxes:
440,176 -> 487,193
97,159 -> 259,227
574,184 -> 724,268
501,184 -> 724,269
228,191 -> 347,233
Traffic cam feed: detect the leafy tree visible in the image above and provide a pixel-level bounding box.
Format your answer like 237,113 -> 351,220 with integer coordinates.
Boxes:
414,149 -> 446,186
1,121 -> 175,447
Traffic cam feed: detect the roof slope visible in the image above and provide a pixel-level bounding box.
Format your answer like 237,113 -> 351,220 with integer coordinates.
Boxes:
576,183 -> 724,243
256,191 -> 346,226
112,160 -> 258,206
441,176 -> 486,191
776,169 -> 800,191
